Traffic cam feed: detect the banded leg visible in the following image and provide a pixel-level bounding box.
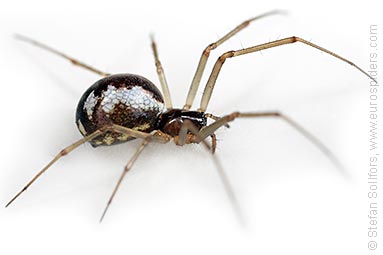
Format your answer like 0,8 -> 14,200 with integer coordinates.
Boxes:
205,113 -> 230,128
177,120 -> 244,224
99,129 -> 172,221
177,115 -> 218,153
183,10 -> 285,110
100,136 -> 152,222
110,124 -> 170,143
5,129 -> 104,207
199,111 -> 345,174
15,34 -> 110,76
5,125 -> 163,208
199,36 -> 377,112
150,35 -> 173,109
210,133 -> 217,154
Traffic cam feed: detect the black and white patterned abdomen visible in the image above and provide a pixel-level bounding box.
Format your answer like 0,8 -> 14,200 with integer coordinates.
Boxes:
76,74 -> 164,146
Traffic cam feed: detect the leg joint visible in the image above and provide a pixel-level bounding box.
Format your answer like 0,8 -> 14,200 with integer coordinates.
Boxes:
227,111 -> 240,121
290,36 -> 303,43
204,43 -> 217,56
60,148 -> 69,156
273,111 -> 281,117
219,51 -> 235,63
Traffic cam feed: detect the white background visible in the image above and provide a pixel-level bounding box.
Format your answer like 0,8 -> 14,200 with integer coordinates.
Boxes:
0,0 -> 380,254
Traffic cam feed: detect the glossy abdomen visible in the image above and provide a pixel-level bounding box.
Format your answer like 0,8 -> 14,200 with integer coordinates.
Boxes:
76,74 -> 164,146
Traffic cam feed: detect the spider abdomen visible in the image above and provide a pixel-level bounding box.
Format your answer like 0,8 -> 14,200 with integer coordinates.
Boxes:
76,74 -> 165,146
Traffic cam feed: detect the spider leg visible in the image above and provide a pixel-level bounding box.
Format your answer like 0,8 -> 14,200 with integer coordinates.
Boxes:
100,136 -> 151,222
177,120 -> 244,225
210,133 -> 217,154
183,10 -> 285,110
150,35 -> 173,109
5,125 -> 167,208
108,124 -> 159,141
205,113 -> 230,128
99,130 -> 171,221
196,113 -> 219,152
5,129 -> 104,208
15,34 -> 110,77
199,111 -> 346,175
199,36 -> 377,112
176,120 -> 209,148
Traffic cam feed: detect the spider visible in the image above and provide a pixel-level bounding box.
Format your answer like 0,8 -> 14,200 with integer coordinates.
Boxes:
6,10 -> 374,222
